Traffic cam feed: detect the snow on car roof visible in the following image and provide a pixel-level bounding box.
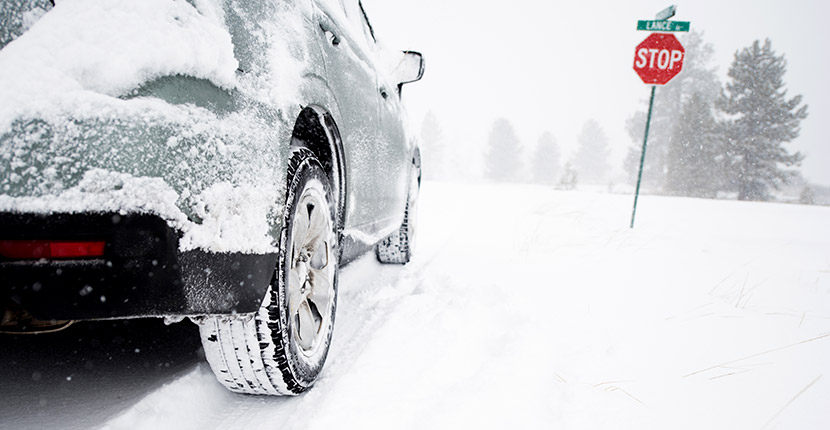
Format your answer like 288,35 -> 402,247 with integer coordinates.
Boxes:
0,0 -> 238,132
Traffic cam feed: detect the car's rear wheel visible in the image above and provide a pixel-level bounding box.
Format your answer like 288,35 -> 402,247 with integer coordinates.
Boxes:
199,148 -> 338,395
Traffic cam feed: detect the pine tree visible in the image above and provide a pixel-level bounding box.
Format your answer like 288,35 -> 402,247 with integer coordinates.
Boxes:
484,118 -> 522,182
573,119 -> 610,184
665,92 -> 724,197
624,31 -> 721,191
718,39 -> 807,201
531,132 -> 561,185
800,187 -> 815,205
559,161 -> 577,190
419,111 -> 445,180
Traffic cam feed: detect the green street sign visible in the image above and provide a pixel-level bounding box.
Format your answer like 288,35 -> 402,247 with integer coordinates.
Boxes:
637,20 -> 690,32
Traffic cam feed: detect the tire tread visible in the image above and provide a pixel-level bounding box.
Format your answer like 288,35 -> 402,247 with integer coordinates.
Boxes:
199,148 -> 332,396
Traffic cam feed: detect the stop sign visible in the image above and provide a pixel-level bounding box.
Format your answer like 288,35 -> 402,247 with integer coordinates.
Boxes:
633,33 -> 685,85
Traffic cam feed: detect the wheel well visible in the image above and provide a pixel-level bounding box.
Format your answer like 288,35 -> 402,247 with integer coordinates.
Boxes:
289,106 -> 346,230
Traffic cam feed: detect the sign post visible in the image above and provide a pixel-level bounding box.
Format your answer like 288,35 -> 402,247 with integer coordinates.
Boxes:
631,86 -> 656,229
630,7 -> 688,228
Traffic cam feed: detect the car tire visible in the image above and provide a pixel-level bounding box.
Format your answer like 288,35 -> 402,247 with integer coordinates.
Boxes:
199,148 -> 339,395
376,155 -> 420,265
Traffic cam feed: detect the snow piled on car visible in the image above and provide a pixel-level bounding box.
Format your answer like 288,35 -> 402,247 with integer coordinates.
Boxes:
0,0 -> 238,130
0,169 -> 278,253
0,0 -> 315,254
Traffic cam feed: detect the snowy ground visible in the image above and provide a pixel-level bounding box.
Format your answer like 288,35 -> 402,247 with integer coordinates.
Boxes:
2,181 -> 829,429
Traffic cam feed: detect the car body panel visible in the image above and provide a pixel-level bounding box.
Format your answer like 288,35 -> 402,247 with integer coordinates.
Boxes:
0,212 -> 276,319
314,0 -> 408,239
0,0 -> 421,319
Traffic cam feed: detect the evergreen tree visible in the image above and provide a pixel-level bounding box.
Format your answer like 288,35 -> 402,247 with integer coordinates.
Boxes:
665,92 -> 725,197
419,111 -> 445,180
800,187 -> 815,205
559,161 -> 578,190
484,118 -> 522,182
531,132 -> 561,185
624,31 -> 721,191
573,119 -> 610,184
718,39 -> 807,201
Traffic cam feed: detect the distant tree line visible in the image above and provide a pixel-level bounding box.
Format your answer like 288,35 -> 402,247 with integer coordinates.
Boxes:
479,118 -> 610,188
420,33 -> 809,203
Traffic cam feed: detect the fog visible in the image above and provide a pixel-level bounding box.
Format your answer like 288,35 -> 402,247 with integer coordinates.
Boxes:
362,0 -> 830,186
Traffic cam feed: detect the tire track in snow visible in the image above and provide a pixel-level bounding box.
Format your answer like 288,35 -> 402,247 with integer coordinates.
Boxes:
278,248 -> 443,429
95,247 -> 442,430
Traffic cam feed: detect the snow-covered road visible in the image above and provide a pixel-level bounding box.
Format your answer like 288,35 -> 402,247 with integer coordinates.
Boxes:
3,181 -> 829,429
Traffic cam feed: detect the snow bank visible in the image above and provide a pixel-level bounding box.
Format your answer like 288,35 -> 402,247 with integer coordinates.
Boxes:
295,184 -> 830,429
100,365 -> 231,430
4,183 -> 828,428
47,183 -> 819,430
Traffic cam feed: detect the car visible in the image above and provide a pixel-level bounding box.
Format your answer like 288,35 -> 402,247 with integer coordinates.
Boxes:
0,0 -> 423,396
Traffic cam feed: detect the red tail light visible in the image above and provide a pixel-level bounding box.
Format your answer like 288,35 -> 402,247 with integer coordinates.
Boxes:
0,240 -> 106,259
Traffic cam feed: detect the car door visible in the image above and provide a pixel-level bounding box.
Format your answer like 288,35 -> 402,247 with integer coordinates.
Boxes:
356,3 -> 412,226
313,0 -> 391,238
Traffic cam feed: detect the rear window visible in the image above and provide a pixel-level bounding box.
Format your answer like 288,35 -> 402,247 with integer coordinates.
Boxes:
0,0 -> 53,50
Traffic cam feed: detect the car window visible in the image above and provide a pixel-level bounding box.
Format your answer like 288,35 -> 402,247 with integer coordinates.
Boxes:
316,0 -> 346,14
1,0 -> 53,50
357,2 -> 376,42
341,0 -> 375,48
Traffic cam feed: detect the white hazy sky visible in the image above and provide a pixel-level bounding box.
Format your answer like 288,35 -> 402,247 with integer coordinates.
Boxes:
362,0 -> 830,186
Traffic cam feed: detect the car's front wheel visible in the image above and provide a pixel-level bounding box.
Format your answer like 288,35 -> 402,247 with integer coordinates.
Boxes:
199,148 -> 338,395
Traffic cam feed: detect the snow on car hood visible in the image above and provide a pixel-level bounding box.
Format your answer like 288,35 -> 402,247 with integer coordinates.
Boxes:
0,0 -> 288,254
0,0 -> 238,132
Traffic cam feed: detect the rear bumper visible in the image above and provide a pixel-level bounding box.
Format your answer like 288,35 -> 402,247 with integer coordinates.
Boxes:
0,212 -> 276,320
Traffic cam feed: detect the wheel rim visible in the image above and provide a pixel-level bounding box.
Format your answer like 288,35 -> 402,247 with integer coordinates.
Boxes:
287,181 -> 335,357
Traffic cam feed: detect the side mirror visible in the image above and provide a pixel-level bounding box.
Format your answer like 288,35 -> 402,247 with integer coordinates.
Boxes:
390,51 -> 425,91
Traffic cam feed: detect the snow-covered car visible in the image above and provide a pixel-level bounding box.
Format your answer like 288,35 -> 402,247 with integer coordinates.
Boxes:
0,0 -> 423,395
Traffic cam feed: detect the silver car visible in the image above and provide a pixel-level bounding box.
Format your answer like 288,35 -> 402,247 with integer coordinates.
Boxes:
0,0 -> 423,395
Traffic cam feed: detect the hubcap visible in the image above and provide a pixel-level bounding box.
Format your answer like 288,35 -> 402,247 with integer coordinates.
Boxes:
287,182 -> 335,356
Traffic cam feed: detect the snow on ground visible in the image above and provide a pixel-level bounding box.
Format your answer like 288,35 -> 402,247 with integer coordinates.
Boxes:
3,181 -> 829,429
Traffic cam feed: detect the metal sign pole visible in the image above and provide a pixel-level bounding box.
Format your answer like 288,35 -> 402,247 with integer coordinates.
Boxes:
630,85 -> 656,229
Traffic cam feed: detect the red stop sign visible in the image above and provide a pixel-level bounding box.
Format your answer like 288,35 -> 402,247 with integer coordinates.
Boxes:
633,33 -> 685,85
